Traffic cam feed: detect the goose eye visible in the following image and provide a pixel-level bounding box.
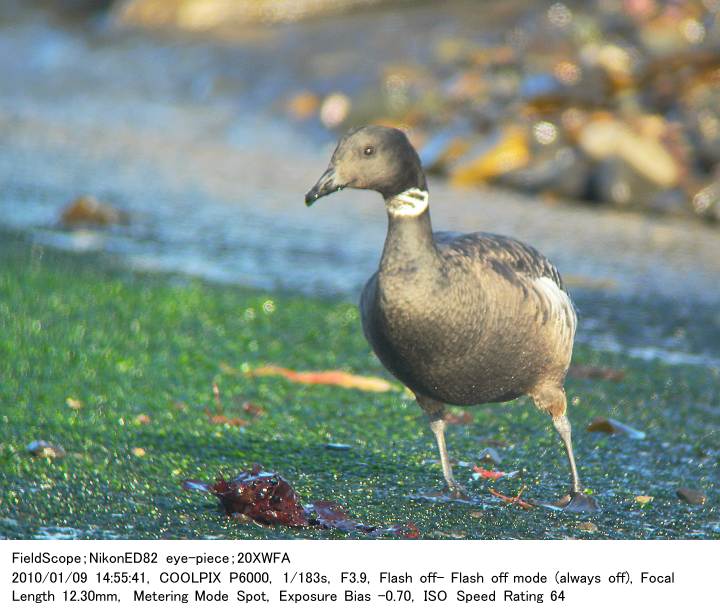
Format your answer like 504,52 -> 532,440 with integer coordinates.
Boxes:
363,146 -> 375,156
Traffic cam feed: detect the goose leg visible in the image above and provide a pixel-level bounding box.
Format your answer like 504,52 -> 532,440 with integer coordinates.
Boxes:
552,414 -> 599,512
416,394 -> 467,498
532,385 -> 599,513
430,419 -> 467,498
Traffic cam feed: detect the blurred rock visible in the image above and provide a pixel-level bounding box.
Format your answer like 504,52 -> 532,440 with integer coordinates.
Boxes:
419,120 -> 473,173
589,43 -> 636,89
587,416 -> 646,439
590,157 -> 660,210
115,0 -> 391,29
285,90 -> 320,121
433,36 -> 480,65
676,487 -> 706,505
691,180 -> 720,221
521,67 -> 611,111
520,73 -> 563,104
638,9 -> 703,55
579,117 -> 680,188
316,0 -> 720,224
501,147 -> 590,199
682,82 -> 720,169
450,126 -> 530,186
113,0 -> 720,224
320,92 -> 351,129
443,70 -> 488,103
500,123 -> 591,198
60,196 -> 129,227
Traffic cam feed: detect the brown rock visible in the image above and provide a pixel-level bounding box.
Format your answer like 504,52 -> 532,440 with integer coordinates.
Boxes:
285,91 -> 320,121
676,487 -> 706,505
587,417 -> 646,439
61,196 -> 128,227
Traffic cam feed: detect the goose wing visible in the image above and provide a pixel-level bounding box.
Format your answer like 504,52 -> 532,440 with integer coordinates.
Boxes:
433,231 -> 576,344
433,231 -> 566,290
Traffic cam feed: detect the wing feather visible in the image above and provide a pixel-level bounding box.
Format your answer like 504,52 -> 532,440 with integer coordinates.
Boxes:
433,231 -> 566,289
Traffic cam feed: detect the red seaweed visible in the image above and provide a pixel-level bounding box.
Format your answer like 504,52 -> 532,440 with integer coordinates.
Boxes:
309,501 -> 418,538
184,465 -> 308,526
489,486 -> 534,511
184,465 -> 418,537
472,466 -> 506,480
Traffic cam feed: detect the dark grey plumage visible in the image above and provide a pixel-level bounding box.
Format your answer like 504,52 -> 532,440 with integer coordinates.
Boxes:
360,230 -> 576,407
306,125 -> 598,512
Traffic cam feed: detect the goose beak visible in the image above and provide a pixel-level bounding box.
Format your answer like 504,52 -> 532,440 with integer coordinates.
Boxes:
305,166 -> 342,206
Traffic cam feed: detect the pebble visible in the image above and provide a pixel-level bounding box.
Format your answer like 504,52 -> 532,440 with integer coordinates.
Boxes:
476,447 -> 503,466
676,487 -> 706,505
587,417 -> 646,439
26,440 -> 66,459
325,443 -> 351,451
61,196 -> 128,227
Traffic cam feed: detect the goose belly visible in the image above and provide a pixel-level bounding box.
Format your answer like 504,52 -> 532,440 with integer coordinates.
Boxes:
369,330 -> 551,405
361,293 -> 573,406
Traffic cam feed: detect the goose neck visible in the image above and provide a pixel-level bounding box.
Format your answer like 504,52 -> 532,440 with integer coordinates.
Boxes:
380,189 -> 438,272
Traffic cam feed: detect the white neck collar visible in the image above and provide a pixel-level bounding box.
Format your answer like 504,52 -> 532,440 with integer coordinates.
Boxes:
387,188 -> 429,217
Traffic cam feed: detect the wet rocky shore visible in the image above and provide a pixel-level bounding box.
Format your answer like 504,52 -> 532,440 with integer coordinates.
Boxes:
112,0 -> 720,223
1,1 -> 719,357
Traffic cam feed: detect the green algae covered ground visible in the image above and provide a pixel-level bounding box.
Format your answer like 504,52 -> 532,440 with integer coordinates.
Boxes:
0,232 -> 717,539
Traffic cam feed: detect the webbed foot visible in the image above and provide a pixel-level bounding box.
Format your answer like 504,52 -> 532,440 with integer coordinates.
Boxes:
556,492 -> 600,513
446,482 -> 469,500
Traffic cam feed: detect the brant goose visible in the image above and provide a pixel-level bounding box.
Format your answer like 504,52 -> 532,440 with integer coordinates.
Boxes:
305,125 -> 598,512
